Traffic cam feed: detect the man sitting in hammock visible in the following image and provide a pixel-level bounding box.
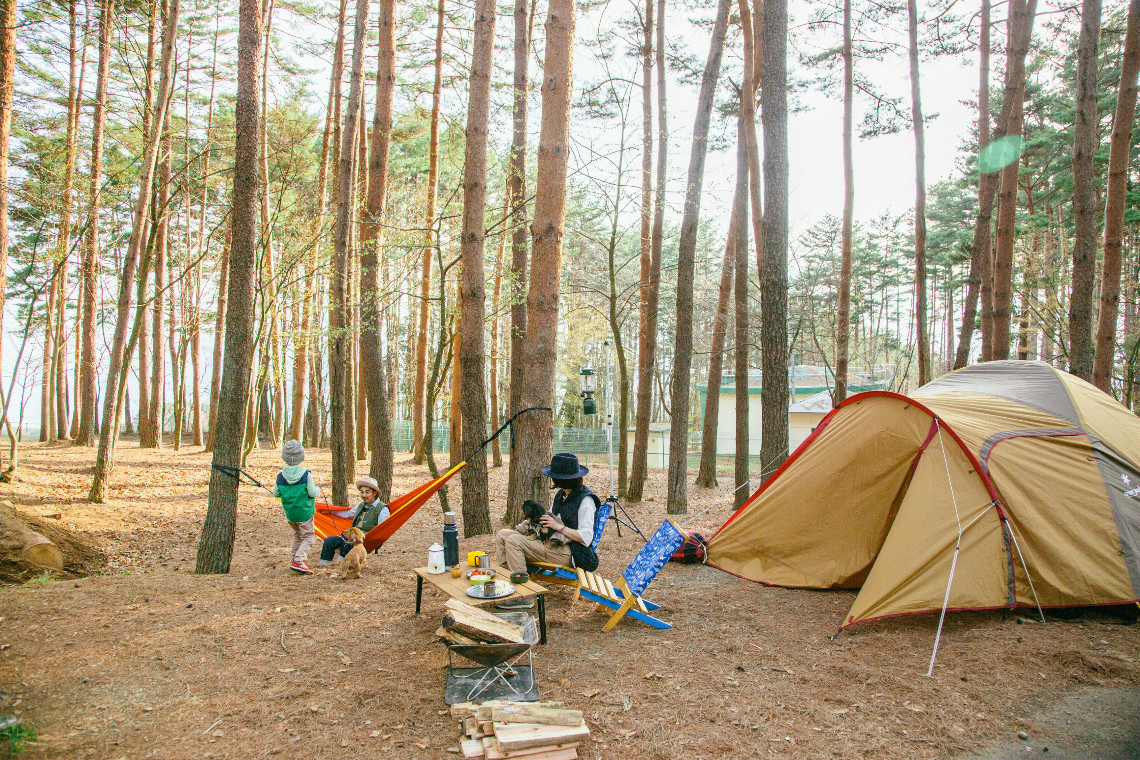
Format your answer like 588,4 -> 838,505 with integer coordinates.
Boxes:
318,476 -> 389,565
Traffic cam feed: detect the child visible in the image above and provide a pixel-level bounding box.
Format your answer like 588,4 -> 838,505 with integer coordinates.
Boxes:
272,440 -> 320,574
319,476 -> 390,564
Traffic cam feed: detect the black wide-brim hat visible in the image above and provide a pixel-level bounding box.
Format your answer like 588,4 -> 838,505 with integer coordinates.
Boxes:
541,452 -> 589,479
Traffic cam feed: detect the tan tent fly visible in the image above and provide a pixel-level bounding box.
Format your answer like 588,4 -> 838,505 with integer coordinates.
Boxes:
707,361 -> 1140,630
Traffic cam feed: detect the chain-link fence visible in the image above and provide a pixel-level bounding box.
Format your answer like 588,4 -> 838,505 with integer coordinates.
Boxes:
391,421 -> 770,475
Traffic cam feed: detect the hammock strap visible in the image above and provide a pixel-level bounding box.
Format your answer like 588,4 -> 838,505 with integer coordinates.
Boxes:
479,406 -> 553,452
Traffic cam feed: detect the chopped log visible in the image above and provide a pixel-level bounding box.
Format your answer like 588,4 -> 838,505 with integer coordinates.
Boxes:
461,738 -> 486,759
475,701 -> 563,722
442,599 -> 526,644
437,626 -> 481,646
483,737 -> 579,760
491,706 -> 583,727
493,722 -> 589,752
0,509 -> 63,571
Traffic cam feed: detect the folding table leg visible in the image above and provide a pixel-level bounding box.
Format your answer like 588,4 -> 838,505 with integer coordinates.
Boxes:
415,575 -> 423,615
537,593 -> 546,645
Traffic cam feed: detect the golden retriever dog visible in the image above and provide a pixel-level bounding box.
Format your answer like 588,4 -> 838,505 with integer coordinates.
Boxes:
340,527 -> 367,579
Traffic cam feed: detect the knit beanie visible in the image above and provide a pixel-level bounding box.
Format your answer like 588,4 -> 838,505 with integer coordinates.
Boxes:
282,439 -> 305,466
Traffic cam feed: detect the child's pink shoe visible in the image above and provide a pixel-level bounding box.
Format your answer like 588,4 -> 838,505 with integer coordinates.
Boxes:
290,559 -> 313,574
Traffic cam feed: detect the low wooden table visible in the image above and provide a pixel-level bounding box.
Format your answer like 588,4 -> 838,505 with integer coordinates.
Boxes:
414,562 -> 548,644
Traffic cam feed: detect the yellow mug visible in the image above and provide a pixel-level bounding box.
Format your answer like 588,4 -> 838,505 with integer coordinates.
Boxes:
467,550 -> 486,567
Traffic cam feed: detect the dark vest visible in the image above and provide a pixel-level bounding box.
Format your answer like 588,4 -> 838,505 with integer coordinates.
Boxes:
552,486 -> 600,571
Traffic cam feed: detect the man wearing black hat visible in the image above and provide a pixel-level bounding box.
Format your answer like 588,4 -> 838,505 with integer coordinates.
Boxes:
495,453 -> 601,609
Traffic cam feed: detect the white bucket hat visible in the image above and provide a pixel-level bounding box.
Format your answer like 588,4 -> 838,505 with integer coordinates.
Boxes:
355,476 -> 380,493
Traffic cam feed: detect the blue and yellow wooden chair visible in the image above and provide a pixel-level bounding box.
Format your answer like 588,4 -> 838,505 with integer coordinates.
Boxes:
576,518 -> 686,631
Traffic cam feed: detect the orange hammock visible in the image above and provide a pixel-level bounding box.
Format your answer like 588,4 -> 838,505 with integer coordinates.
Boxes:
314,462 -> 465,553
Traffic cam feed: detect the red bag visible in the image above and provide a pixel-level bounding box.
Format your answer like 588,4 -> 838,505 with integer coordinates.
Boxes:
669,530 -> 707,564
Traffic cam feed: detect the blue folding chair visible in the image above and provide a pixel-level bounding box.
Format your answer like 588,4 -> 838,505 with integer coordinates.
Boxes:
528,500 -> 613,586
576,518 -> 686,631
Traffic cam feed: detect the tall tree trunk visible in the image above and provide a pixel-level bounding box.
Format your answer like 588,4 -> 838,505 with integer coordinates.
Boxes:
458,0 -> 495,536
352,112 -> 366,463
0,0 -> 16,431
908,0 -> 931,385
302,0 -> 347,448
1093,0 -> 1140,391
206,222 -> 231,451
450,311 -> 462,468
1069,0 -> 1101,381
197,0 -> 262,573
695,201 -> 736,489
503,0 -> 532,518
632,0 -> 652,496
664,0 -> 732,517
329,0 -> 370,508
413,0 -> 445,462
731,114 -> 750,508
963,0 -> 1038,368
991,84 -> 1025,362
739,0 -> 763,301
489,193 -> 509,468
759,0 -> 790,478
190,24 -> 219,448
360,0 -> 397,498
89,0 -> 181,502
40,279 -> 55,442
954,0 -> 991,368
78,0 -> 116,447
144,111 -> 172,448
628,0 -> 668,502
508,0 -> 576,520
836,0 -> 854,402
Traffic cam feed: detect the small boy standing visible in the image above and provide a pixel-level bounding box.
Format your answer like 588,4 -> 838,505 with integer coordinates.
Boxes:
272,440 -> 320,574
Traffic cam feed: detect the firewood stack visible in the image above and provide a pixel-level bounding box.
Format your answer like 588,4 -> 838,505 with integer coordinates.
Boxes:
451,701 -> 590,760
437,598 -> 529,645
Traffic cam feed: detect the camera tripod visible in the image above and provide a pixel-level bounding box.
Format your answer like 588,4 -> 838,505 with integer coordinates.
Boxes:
600,341 -> 646,542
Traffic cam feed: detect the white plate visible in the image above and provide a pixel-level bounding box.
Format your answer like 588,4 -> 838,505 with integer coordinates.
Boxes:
465,580 -> 516,600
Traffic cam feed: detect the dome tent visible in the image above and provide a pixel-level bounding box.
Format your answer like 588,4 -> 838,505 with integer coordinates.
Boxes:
706,361 -> 1140,629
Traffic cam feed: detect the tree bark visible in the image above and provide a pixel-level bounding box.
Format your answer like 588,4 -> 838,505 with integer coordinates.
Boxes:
143,103 -> 172,449
835,0 -> 853,402
632,0 -> 652,496
89,0 -> 181,502
504,0 -> 532,520
664,0 -> 732,516
413,0 -> 446,462
991,82 -> 1025,362
360,0 -> 397,499
732,114 -> 750,508
77,0 -> 116,447
759,0 -> 790,479
1069,0 -> 1102,381
489,192 -> 509,468
953,0 -> 990,369
1093,0 -> 1140,392
908,0 -> 931,385
458,0 -> 495,536
197,0 -> 263,573
962,0 -> 1038,368
695,202 -> 736,489
628,0 -> 668,503
0,0 -> 13,393
329,0 -> 370,508
508,0 -> 576,520
206,222 -> 231,451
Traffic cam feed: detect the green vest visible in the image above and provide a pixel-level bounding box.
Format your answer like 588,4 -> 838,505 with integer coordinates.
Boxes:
276,470 -> 315,522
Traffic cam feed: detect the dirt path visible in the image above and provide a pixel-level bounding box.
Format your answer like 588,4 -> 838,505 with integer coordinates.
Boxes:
959,686 -> 1140,759
0,443 -> 1136,759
